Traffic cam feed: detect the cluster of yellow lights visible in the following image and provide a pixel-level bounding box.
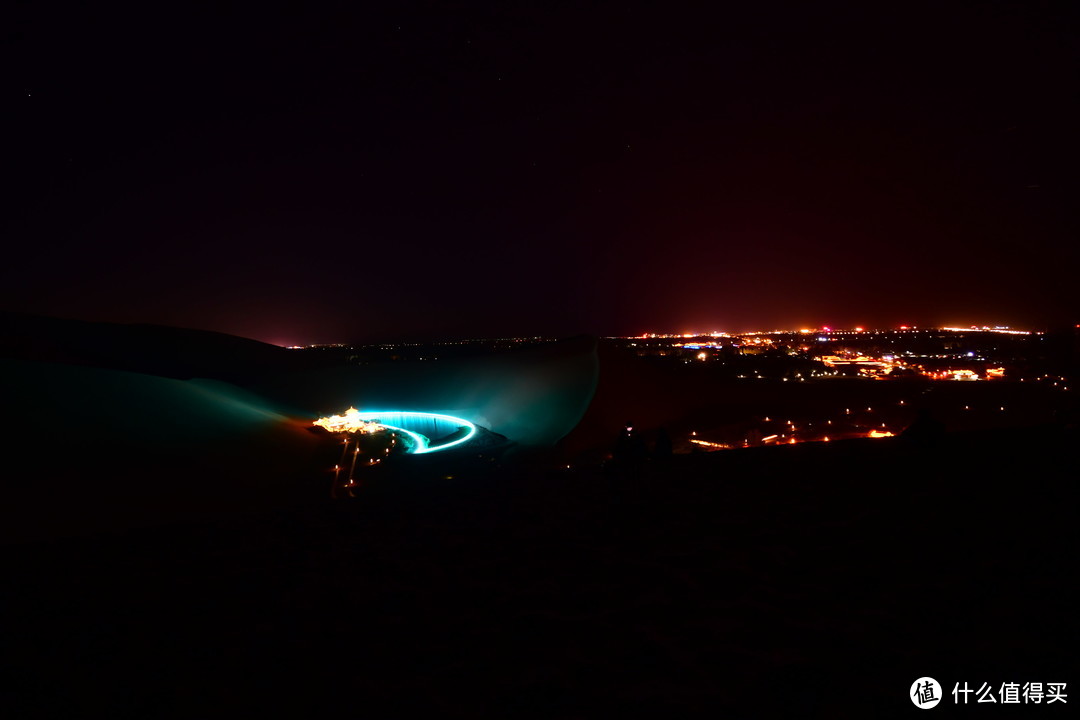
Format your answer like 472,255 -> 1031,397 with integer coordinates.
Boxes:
313,407 -> 385,435
820,355 -> 891,367
692,429 -> 896,449
925,369 -> 980,381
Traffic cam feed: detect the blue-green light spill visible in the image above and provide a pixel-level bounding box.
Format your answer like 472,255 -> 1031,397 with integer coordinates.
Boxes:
354,411 -> 477,454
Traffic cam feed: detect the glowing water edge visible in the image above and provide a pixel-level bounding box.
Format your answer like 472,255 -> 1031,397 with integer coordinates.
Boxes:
314,408 -> 477,454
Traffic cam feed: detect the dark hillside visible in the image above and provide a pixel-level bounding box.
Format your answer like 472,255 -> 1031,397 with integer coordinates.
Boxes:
0,311 -> 324,382
3,425 -> 1076,717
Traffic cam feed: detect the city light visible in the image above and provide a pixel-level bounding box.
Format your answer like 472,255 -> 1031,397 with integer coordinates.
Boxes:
689,438 -> 730,449
942,327 -> 1032,335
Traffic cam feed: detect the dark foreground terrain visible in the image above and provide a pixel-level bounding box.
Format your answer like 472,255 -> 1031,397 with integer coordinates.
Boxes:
4,425 -> 1076,718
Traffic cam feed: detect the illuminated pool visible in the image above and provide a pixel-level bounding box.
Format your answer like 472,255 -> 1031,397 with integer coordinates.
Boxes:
354,411 -> 477,453
315,408 -> 478,454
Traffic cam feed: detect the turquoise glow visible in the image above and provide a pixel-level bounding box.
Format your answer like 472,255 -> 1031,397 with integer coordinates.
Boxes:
353,411 -> 477,454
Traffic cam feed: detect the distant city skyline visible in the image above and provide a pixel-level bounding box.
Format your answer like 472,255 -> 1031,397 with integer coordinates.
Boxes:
273,323 -> 1057,349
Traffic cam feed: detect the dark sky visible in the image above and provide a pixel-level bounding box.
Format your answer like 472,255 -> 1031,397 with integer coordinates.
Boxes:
5,1 -> 1078,344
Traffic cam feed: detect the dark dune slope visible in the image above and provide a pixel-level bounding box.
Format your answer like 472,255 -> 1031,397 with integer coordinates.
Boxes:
1,357 -> 324,543
0,311 -> 316,382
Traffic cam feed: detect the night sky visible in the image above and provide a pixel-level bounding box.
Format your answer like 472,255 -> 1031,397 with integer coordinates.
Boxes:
6,1 -> 1078,345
